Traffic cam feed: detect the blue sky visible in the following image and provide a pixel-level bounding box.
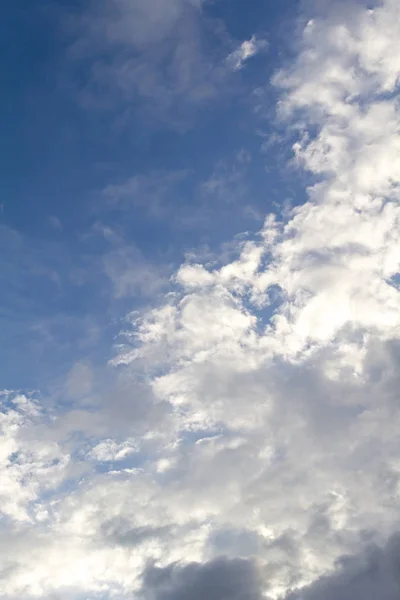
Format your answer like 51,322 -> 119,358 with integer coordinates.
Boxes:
1,0 -> 302,391
2,1 -> 400,599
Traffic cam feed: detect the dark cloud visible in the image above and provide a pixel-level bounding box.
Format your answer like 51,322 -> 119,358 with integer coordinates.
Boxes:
286,534 -> 400,600
141,557 -> 262,600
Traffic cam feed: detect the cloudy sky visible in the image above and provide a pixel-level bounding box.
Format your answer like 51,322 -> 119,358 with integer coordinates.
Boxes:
1,0 -> 400,598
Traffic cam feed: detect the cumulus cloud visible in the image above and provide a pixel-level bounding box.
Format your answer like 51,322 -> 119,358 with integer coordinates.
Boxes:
0,392 -> 70,523
89,438 -> 139,461
265,0 -> 400,358
2,1 -> 400,599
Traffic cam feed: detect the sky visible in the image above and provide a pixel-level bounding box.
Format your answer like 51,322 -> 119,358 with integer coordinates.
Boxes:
1,0 -> 400,598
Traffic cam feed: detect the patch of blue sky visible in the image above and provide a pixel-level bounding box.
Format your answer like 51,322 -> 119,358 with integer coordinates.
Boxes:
92,453 -> 145,475
178,426 -> 226,445
0,389 -> 39,416
0,0 -> 307,401
389,273 -> 400,289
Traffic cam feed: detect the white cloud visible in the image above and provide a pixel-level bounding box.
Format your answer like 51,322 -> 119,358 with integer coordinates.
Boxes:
89,438 -> 139,461
227,36 -> 268,71
0,392 -> 70,523
264,0 -> 400,360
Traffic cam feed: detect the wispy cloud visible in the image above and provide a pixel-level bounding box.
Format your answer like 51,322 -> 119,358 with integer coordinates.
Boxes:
104,242 -> 170,299
102,161 -> 258,230
69,0 -> 234,123
103,170 -> 189,218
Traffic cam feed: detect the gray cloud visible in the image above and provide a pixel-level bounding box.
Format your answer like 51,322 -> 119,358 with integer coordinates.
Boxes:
101,517 -> 171,548
285,533 -> 400,600
141,557 -> 262,600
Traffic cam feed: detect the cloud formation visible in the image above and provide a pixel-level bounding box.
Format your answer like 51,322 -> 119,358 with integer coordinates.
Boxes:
2,1 -> 400,599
